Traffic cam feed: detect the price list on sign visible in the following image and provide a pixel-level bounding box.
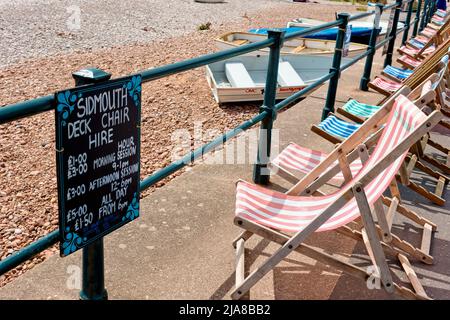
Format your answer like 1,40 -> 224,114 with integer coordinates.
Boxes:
55,75 -> 141,257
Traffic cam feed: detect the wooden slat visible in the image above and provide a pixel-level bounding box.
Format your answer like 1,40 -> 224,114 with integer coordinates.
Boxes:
435,176 -> 446,198
353,183 -> 394,293
398,253 -> 429,299
235,239 -> 245,287
386,196 -> 400,230
232,230 -> 253,248
421,223 -> 433,256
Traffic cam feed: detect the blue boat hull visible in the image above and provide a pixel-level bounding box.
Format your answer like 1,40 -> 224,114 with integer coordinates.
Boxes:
249,27 -> 373,45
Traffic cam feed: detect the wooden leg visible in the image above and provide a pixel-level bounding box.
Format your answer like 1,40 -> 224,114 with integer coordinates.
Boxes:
233,231 -> 253,248
398,254 -> 430,299
403,179 -> 446,206
353,183 -> 394,293
235,218 -> 426,300
420,224 -> 433,256
381,196 -> 437,230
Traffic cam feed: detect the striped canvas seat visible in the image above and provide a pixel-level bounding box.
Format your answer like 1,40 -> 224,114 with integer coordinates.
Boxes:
398,55 -> 422,67
341,99 -> 380,118
409,38 -> 426,49
272,143 -> 363,183
235,95 -> 428,233
383,65 -> 413,81
414,35 -> 430,43
400,44 -> 436,56
421,27 -> 437,38
432,18 -> 444,26
436,9 -> 448,18
316,114 -> 361,140
370,77 -> 402,93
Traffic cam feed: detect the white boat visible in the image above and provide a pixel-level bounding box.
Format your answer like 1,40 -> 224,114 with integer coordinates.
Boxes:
216,31 -> 367,58
287,17 -> 404,39
205,54 -> 350,103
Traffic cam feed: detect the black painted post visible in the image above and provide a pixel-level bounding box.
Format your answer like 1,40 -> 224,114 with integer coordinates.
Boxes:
360,4 -> 383,91
402,0 -> 414,45
321,13 -> 350,120
253,30 -> 284,185
72,68 -> 111,301
420,0 -> 429,31
412,0 -> 423,37
384,0 -> 402,67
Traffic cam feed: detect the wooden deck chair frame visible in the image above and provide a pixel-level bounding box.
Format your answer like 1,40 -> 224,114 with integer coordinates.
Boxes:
270,87 -> 438,267
232,97 -> 443,300
313,82 -> 448,206
397,21 -> 450,60
396,38 -> 450,73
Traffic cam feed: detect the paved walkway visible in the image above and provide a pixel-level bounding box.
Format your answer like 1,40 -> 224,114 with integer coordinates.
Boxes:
0,48 -> 449,300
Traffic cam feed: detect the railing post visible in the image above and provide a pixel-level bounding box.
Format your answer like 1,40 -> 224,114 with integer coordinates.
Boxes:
360,4 -> 383,91
413,0 -> 423,36
420,0 -> 429,31
321,13 -> 350,120
253,30 -> 284,185
402,0 -> 414,45
426,0 -> 434,23
72,68 -> 111,301
384,0 -> 402,67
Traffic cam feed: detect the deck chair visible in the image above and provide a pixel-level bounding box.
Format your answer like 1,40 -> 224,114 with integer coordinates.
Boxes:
232,95 -> 443,300
372,39 -> 450,96
270,88 -> 440,268
312,77 -> 449,205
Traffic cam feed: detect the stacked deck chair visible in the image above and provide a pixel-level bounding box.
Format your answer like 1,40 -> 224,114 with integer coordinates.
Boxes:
371,38 -> 450,96
310,75 -> 449,206
232,94 -> 443,300
397,28 -> 450,71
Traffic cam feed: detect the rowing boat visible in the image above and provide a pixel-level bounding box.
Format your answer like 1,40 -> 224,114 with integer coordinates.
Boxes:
216,31 -> 367,57
205,54 -> 350,103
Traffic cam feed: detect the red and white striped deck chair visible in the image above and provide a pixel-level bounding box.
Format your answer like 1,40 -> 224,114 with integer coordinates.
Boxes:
398,55 -> 423,69
398,43 -> 437,59
232,95 -> 443,300
368,77 -> 403,96
270,82 -> 444,266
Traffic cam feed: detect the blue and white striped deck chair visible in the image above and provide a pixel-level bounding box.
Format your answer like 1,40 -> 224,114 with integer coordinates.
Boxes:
312,114 -> 361,143
383,65 -> 414,82
409,38 -> 426,49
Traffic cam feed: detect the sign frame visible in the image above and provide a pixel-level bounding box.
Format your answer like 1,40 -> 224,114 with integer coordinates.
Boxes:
55,75 -> 142,257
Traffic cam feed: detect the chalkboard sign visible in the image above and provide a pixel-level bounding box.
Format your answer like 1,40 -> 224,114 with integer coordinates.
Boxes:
55,75 -> 141,257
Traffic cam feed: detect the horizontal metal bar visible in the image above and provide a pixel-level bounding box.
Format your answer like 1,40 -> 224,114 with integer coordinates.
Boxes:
284,19 -> 343,40
140,38 -> 274,83
0,230 -> 59,275
140,111 -> 268,190
348,11 -> 374,22
375,36 -> 393,50
341,51 -> 372,72
384,3 -> 399,10
0,95 -> 54,125
275,71 -> 335,112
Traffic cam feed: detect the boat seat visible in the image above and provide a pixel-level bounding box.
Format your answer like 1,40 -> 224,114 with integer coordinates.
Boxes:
232,39 -> 250,46
277,61 -> 305,87
225,62 -> 256,88
292,45 -> 306,53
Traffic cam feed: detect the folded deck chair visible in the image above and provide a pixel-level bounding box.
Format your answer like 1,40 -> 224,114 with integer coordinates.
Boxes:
311,80 -> 450,206
232,95 -> 443,300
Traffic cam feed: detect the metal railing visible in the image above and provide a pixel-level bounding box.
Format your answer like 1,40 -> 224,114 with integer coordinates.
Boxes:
0,0 -> 435,299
